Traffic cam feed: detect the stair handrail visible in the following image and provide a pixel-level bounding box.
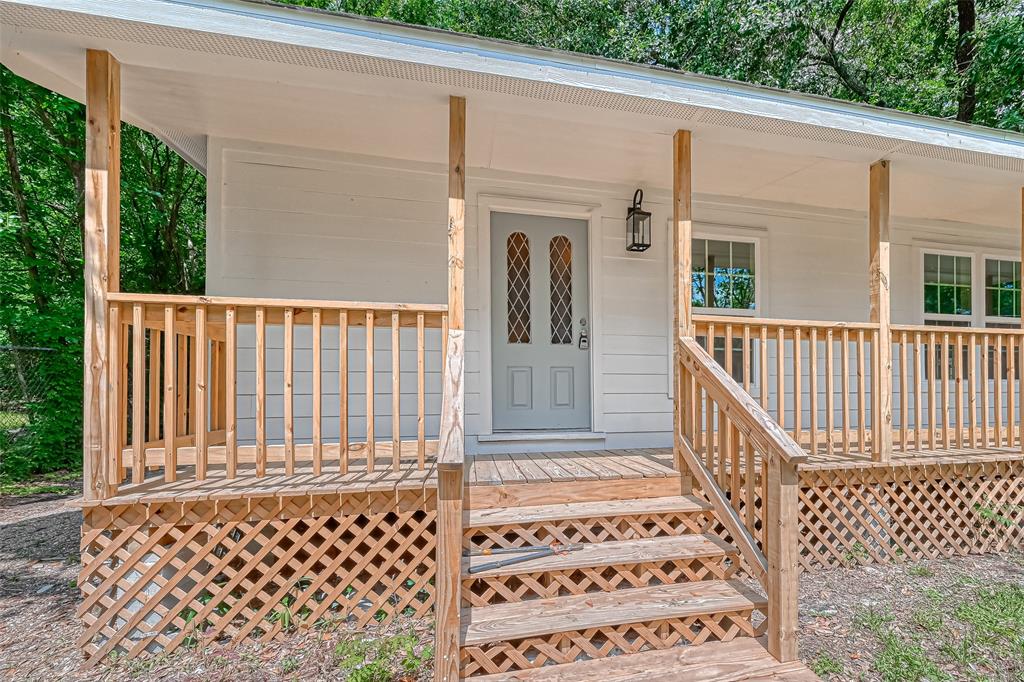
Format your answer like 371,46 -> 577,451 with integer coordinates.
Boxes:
676,336 -> 805,663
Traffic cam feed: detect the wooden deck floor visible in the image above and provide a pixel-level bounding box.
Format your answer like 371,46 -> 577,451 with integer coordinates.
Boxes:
90,444 -> 1023,507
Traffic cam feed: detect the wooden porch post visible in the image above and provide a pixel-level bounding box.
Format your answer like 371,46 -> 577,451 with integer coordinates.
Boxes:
435,95 -> 466,682
83,50 -> 121,501
869,160 -> 893,462
673,130 -> 693,482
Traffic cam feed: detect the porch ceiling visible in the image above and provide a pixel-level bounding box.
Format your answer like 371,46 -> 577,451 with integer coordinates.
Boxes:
2,0 -> 1023,230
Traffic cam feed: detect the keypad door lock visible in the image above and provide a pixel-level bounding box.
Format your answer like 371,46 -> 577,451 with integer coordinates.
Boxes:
578,317 -> 589,350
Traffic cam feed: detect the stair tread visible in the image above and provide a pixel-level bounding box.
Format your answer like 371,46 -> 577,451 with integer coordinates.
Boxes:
461,579 -> 766,646
469,637 -> 819,681
467,495 -> 711,528
463,534 -> 737,578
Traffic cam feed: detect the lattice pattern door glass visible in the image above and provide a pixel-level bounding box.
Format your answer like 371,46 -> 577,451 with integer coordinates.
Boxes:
506,232 -> 531,343
549,235 -> 573,344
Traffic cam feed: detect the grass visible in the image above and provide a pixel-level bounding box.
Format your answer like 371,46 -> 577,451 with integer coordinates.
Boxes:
810,651 -> 845,677
846,565 -> 1024,681
334,629 -> 432,681
0,470 -> 78,497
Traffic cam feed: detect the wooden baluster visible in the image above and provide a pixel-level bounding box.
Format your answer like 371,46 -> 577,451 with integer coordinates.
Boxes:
777,327 -> 785,431
809,327 -> 818,455
108,303 -> 121,486
942,333 -> 951,449
954,333 -> 964,449
366,309 -> 376,472
131,304 -> 144,483
981,334 -> 990,448
841,329 -> 850,453
968,334 -> 978,448
176,332 -> 187,437
766,454 -> 800,662
825,328 -> 835,456
744,432 -> 756,531
392,311 -> 401,470
417,312 -> 426,469
255,306 -> 266,477
707,322 -> 715,355
718,413 -> 730,488
927,332 -> 937,450
899,332 -> 908,451
225,306 -> 237,479
729,423 -> 741,512
194,305 -> 207,480
914,332 -> 923,449
759,325 -> 769,409
1003,333 -> 1011,446
1018,336 -> 1024,450
284,307 -> 295,475
725,324 -> 734,380
312,308 -> 323,475
120,318 -> 129,475
994,335 -> 1003,447
705,392 -> 715,471
339,310 -> 349,474
163,305 -> 177,481
148,330 -> 160,444
857,329 -> 866,453
793,327 -> 803,447
742,324 -> 751,396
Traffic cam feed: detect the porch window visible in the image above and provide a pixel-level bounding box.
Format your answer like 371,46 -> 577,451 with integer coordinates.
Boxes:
923,252 -> 972,323
984,258 -> 1020,321
506,232 -> 532,343
692,238 -> 756,311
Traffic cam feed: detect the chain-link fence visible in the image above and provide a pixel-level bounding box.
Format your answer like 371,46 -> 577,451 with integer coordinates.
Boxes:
0,345 -> 55,453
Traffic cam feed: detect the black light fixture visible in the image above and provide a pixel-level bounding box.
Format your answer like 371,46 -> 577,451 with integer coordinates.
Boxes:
626,189 -> 651,252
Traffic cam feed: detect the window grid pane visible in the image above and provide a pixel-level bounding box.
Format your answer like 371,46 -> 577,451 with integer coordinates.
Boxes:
691,238 -> 755,310
549,235 -> 573,344
506,232 -> 531,343
984,257 -> 1021,319
923,252 -> 971,317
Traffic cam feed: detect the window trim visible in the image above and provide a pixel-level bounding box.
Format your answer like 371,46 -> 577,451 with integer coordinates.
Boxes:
691,231 -> 762,318
982,252 -> 1021,326
919,247 -> 974,325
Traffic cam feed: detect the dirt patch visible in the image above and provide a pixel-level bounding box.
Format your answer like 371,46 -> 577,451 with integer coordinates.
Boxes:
800,552 -> 1024,681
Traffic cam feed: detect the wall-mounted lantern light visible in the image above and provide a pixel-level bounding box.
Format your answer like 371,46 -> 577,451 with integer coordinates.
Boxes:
626,189 -> 651,252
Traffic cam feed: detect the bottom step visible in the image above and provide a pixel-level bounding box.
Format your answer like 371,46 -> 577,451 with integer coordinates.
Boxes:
470,637 -> 819,681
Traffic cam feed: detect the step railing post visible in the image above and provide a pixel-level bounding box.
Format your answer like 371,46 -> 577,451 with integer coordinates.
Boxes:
765,454 -> 800,662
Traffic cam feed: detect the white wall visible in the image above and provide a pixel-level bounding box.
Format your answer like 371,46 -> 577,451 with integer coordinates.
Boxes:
207,137 -> 1021,451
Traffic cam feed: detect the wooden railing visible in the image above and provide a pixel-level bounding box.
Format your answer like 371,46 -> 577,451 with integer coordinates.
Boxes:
695,315 -> 1024,459
676,336 -> 807,662
891,324 -> 1024,451
694,316 -> 884,457
99,292 -> 448,494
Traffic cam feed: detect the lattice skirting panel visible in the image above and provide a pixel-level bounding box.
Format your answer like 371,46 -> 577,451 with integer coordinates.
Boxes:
78,490 -> 437,664
460,610 -> 764,677
702,458 -> 1024,572
799,459 -> 1024,570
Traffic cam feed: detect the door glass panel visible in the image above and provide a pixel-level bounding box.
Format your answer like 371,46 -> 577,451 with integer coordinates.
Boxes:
549,235 -> 573,344
506,231 -> 531,343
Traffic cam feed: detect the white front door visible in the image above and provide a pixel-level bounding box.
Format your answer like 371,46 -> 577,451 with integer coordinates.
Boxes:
490,212 -> 591,431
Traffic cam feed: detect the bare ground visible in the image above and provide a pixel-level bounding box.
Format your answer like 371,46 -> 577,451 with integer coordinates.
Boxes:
1,492 -> 1021,681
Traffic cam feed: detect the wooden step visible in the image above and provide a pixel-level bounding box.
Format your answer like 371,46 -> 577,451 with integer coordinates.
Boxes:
467,495 -> 710,528
461,579 -> 766,646
462,534 -> 737,578
470,637 -> 820,681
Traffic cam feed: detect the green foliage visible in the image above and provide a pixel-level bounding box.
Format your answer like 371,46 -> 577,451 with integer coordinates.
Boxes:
810,651 -> 845,676
854,606 -> 895,635
334,630 -> 432,681
874,630 -> 951,682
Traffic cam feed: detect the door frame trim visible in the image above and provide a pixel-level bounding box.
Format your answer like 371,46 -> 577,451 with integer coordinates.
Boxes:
477,194 -> 603,437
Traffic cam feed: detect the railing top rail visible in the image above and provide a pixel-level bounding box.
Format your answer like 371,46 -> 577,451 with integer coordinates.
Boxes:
693,314 -> 879,332
678,336 -> 808,466
891,323 -> 1024,335
106,292 -> 449,313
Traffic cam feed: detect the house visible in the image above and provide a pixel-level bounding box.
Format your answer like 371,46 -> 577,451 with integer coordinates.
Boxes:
2,0 -> 1023,679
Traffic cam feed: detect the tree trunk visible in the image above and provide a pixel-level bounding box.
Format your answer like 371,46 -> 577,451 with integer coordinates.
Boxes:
956,0 -> 977,123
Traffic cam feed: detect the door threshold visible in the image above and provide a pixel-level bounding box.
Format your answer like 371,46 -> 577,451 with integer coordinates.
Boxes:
478,431 -> 606,443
